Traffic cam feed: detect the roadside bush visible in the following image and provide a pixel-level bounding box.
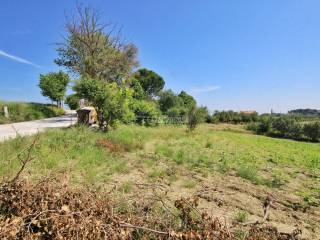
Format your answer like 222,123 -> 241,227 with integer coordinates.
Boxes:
65,94 -> 80,110
74,77 -> 135,130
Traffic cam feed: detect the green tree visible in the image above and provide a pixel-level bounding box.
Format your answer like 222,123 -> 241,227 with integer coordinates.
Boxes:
132,68 -> 165,98
39,71 -> 70,107
74,77 -> 134,130
158,90 -> 183,113
178,91 -> 196,109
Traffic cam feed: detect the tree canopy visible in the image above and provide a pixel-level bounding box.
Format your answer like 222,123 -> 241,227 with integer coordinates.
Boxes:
55,6 -> 138,83
178,91 -> 196,109
132,68 -> 165,98
39,71 -> 70,106
48,5 -> 201,130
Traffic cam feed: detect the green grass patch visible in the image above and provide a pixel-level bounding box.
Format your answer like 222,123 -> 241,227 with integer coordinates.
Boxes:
182,180 -> 197,189
233,211 -> 249,223
1,124 -> 319,194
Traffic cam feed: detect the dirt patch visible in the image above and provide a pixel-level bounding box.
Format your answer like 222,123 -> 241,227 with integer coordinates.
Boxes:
96,138 -> 124,153
0,178 -> 304,240
103,165 -> 319,239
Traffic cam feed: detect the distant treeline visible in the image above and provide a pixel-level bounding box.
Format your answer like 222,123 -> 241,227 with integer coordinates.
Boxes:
206,109 -> 320,124
247,116 -> 320,142
288,108 -> 320,116
206,111 -> 258,124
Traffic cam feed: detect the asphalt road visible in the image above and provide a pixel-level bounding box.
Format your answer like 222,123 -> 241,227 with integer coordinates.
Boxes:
0,111 -> 77,142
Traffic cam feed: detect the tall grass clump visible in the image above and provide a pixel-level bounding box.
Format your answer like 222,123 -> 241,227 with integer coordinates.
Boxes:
105,125 -> 153,151
0,101 -> 64,124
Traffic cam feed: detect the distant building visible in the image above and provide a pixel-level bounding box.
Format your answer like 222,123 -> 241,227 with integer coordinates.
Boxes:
240,111 -> 257,115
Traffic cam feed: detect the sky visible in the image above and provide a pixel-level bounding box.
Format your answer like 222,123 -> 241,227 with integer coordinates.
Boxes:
1,0 -> 320,113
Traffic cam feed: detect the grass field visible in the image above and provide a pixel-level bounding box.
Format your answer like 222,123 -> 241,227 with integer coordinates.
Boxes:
0,101 -> 64,124
1,124 -> 319,238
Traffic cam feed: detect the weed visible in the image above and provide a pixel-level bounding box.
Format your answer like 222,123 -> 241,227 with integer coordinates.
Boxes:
148,169 -> 166,179
173,150 -> 185,164
182,180 -> 197,189
205,141 -> 213,148
234,211 -> 249,223
236,165 -> 260,184
234,229 -> 247,240
118,181 -> 133,194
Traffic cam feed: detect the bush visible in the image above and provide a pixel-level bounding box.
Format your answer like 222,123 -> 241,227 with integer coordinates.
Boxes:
187,106 -> 207,131
271,117 -> 292,137
303,122 -> 320,141
287,122 -> 303,139
211,111 -> 258,124
166,106 -> 187,117
74,78 -> 135,130
247,115 -> 320,142
65,94 -> 80,110
132,100 -> 161,126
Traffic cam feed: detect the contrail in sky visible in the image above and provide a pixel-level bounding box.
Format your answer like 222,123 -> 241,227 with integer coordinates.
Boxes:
0,50 -> 41,68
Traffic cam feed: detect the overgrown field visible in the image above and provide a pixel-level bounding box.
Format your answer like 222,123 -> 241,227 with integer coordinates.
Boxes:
0,101 -> 64,124
1,124 -> 319,239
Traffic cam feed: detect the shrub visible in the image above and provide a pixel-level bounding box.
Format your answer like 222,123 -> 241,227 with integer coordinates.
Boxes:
211,111 -> 258,124
271,117 -> 292,137
65,94 -> 80,110
132,100 -> 161,126
187,106 -> 207,131
286,122 -> 303,139
303,122 -> 320,141
247,115 -> 320,142
167,106 -> 187,117
74,78 -> 135,130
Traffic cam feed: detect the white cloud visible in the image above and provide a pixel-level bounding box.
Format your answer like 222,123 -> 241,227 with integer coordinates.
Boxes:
0,50 -> 40,68
190,85 -> 220,95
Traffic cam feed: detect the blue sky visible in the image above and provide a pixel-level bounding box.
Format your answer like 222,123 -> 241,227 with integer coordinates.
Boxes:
1,0 -> 320,113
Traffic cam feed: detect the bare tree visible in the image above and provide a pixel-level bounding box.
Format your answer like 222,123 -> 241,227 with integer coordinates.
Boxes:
55,5 -> 139,83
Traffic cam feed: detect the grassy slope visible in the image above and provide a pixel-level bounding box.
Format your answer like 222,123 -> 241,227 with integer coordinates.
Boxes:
1,124 -> 319,237
0,101 -> 64,124
1,124 -> 319,193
